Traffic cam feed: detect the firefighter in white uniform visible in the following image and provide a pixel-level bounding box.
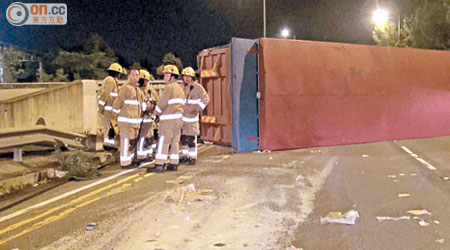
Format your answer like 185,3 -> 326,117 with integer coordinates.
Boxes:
136,69 -> 159,163
180,67 -> 210,165
112,69 -> 145,169
98,63 -> 124,150
148,65 -> 185,173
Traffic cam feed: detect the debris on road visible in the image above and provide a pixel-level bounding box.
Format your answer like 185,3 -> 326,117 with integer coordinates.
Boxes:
166,175 -> 194,185
46,168 -> 67,179
399,173 -> 405,177
282,161 -> 298,169
387,175 -> 397,178
55,150 -> 99,179
376,216 -> 411,222
320,210 -> 359,225
85,222 -> 97,231
407,209 -> 431,216
441,176 -> 450,181
253,149 -> 272,154
418,220 -> 430,227
166,179 -> 185,185
362,154 -> 369,158
167,183 -> 216,204
286,245 -> 303,250
203,141 -> 214,145
398,193 -> 411,198
434,220 -> 440,225
436,239 -> 445,244
183,183 -> 196,192
55,170 -> 68,178
295,175 -> 306,182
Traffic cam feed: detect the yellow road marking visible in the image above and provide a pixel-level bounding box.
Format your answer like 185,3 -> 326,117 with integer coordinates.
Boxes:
143,173 -> 154,178
0,182 -> 135,246
0,167 -> 141,224
0,174 -> 139,238
134,177 -> 144,183
198,145 -> 214,154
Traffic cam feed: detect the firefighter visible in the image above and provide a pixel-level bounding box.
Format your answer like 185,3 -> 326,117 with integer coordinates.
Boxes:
148,65 -> 185,173
98,63 -> 124,150
136,69 -> 159,164
180,67 -> 210,165
112,69 -> 145,169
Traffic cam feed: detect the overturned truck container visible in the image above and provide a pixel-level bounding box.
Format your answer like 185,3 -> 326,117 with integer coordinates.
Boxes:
199,38 -> 450,152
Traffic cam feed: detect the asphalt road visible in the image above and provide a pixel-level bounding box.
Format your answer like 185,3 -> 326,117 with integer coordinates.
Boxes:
1,137 -> 450,250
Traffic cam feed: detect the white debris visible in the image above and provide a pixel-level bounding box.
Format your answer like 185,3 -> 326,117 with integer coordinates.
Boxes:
387,175 -> 397,178
320,210 -> 359,225
434,220 -> 440,225
182,183 -> 196,192
419,220 -> 430,227
55,170 -> 68,178
377,216 -> 410,222
410,173 -> 417,176
282,161 -> 298,169
362,154 -> 369,158
253,149 -> 271,154
399,173 -> 405,177
286,246 -> 303,250
85,222 -> 97,231
295,175 -> 306,181
436,239 -> 445,244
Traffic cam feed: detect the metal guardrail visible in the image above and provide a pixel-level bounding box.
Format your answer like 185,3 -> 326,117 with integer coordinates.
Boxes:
0,125 -> 86,162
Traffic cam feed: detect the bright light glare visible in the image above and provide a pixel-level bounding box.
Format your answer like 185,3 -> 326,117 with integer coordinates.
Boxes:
372,9 -> 389,26
281,28 -> 290,38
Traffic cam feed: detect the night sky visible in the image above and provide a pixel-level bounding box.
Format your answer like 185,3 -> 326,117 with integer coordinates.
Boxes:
0,0 -> 401,69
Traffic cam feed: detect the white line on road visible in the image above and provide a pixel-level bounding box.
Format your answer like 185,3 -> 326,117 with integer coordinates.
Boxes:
401,146 -> 437,171
0,167 -> 141,224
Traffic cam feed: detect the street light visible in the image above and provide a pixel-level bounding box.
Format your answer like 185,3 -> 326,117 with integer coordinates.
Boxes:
281,28 -> 290,39
372,7 -> 401,43
372,9 -> 389,26
263,0 -> 266,37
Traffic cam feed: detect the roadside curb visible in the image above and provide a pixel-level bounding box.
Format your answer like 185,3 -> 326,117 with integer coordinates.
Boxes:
0,170 -> 49,196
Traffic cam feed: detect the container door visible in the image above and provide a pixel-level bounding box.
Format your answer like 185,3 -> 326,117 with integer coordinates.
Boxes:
231,38 -> 259,152
198,46 -> 232,145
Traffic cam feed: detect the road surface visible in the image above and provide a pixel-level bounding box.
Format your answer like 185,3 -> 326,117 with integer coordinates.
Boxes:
1,137 -> 450,250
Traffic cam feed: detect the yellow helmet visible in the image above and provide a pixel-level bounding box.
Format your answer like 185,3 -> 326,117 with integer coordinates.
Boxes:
182,67 -> 196,77
139,69 -> 151,81
163,65 -> 179,76
108,63 -> 124,74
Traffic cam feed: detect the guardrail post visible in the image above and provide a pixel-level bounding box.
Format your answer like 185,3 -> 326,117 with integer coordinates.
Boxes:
13,147 -> 23,162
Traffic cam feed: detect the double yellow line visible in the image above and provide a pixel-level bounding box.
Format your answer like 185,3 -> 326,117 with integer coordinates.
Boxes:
0,172 -> 154,246
0,144 -> 215,246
